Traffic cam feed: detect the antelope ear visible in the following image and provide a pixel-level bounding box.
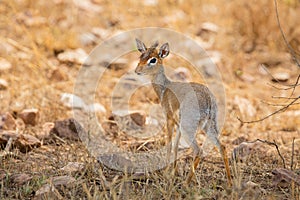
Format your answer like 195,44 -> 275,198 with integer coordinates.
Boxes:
159,43 -> 169,58
135,38 -> 147,53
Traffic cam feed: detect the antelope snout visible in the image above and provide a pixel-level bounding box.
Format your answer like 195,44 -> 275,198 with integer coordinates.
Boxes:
135,65 -> 143,75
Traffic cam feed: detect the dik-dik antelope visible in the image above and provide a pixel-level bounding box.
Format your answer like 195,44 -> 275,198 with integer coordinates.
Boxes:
134,39 -> 232,185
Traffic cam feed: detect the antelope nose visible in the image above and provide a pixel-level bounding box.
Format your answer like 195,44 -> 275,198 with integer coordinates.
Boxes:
135,68 -> 141,75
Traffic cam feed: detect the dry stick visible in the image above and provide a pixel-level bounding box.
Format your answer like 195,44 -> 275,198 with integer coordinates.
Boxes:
237,96 -> 299,124
248,139 -> 286,169
260,99 -> 300,107
291,137 -> 295,171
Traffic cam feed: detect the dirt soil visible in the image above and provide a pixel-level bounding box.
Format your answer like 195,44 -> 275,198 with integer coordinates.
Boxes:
0,0 -> 300,199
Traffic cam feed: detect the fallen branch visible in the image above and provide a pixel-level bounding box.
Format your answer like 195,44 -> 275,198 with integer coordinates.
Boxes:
247,139 -> 286,169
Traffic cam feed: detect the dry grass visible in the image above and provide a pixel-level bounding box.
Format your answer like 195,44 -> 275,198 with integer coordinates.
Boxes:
0,0 -> 300,199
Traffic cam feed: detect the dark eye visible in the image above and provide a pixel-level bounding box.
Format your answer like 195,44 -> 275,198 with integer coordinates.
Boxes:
149,57 -> 157,64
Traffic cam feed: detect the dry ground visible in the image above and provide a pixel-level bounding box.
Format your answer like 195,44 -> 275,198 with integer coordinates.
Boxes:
0,0 -> 300,199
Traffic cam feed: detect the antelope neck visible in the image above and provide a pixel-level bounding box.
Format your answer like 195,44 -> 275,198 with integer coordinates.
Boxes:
151,66 -> 170,102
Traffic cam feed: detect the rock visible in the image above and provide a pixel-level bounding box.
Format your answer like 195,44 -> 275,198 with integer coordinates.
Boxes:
35,175 -> 76,198
233,96 -> 256,117
200,22 -> 219,33
0,169 -> 7,181
143,0 -> 158,6
106,58 -> 128,70
57,48 -> 88,65
79,32 -> 97,46
60,162 -> 84,173
50,118 -> 83,140
272,168 -> 300,186
130,112 -> 146,127
11,173 -> 32,185
18,108 -> 39,126
272,72 -> 290,82
91,27 -> 111,39
16,12 -> 47,27
14,134 -> 41,153
232,136 -> 248,145
36,122 -> 55,140
86,103 -> 106,113
60,93 -> 86,109
0,131 -> 40,152
0,112 -> 16,130
232,141 -> 265,162
73,0 -> 103,13
0,58 -> 12,71
0,79 -> 8,90
48,67 -> 67,81
0,131 -> 18,146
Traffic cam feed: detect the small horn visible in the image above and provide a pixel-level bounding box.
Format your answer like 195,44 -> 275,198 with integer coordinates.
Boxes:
150,41 -> 159,49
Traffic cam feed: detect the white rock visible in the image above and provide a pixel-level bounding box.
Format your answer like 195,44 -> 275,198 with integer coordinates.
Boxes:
272,72 -> 290,82
60,93 -> 86,109
143,0 -> 158,6
91,27 -> 111,39
201,22 -> 219,33
57,48 -> 88,65
233,96 -> 256,117
79,32 -> 97,46
0,58 -> 12,71
73,0 -> 103,13
0,79 -> 8,89
86,103 -> 106,113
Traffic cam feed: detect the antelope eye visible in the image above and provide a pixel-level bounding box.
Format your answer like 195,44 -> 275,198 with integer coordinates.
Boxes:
148,57 -> 157,64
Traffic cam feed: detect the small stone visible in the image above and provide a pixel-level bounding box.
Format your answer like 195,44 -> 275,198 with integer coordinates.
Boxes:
79,32 -> 97,46
35,175 -> 76,198
60,93 -> 86,109
91,27 -> 110,39
0,131 -> 18,146
272,72 -> 290,82
0,112 -> 16,130
15,134 -> 41,153
50,118 -> 84,140
86,103 -> 106,113
0,169 -> 7,181
57,48 -> 88,65
130,112 -> 146,127
36,122 -> 55,140
0,79 -> 8,90
60,162 -> 84,173
233,96 -> 256,117
73,0 -> 103,13
0,58 -> 12,71
18,108 -> 39,126
11,173 -> 32,185
201,22 -> 219,33
48,67 -> 67,81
